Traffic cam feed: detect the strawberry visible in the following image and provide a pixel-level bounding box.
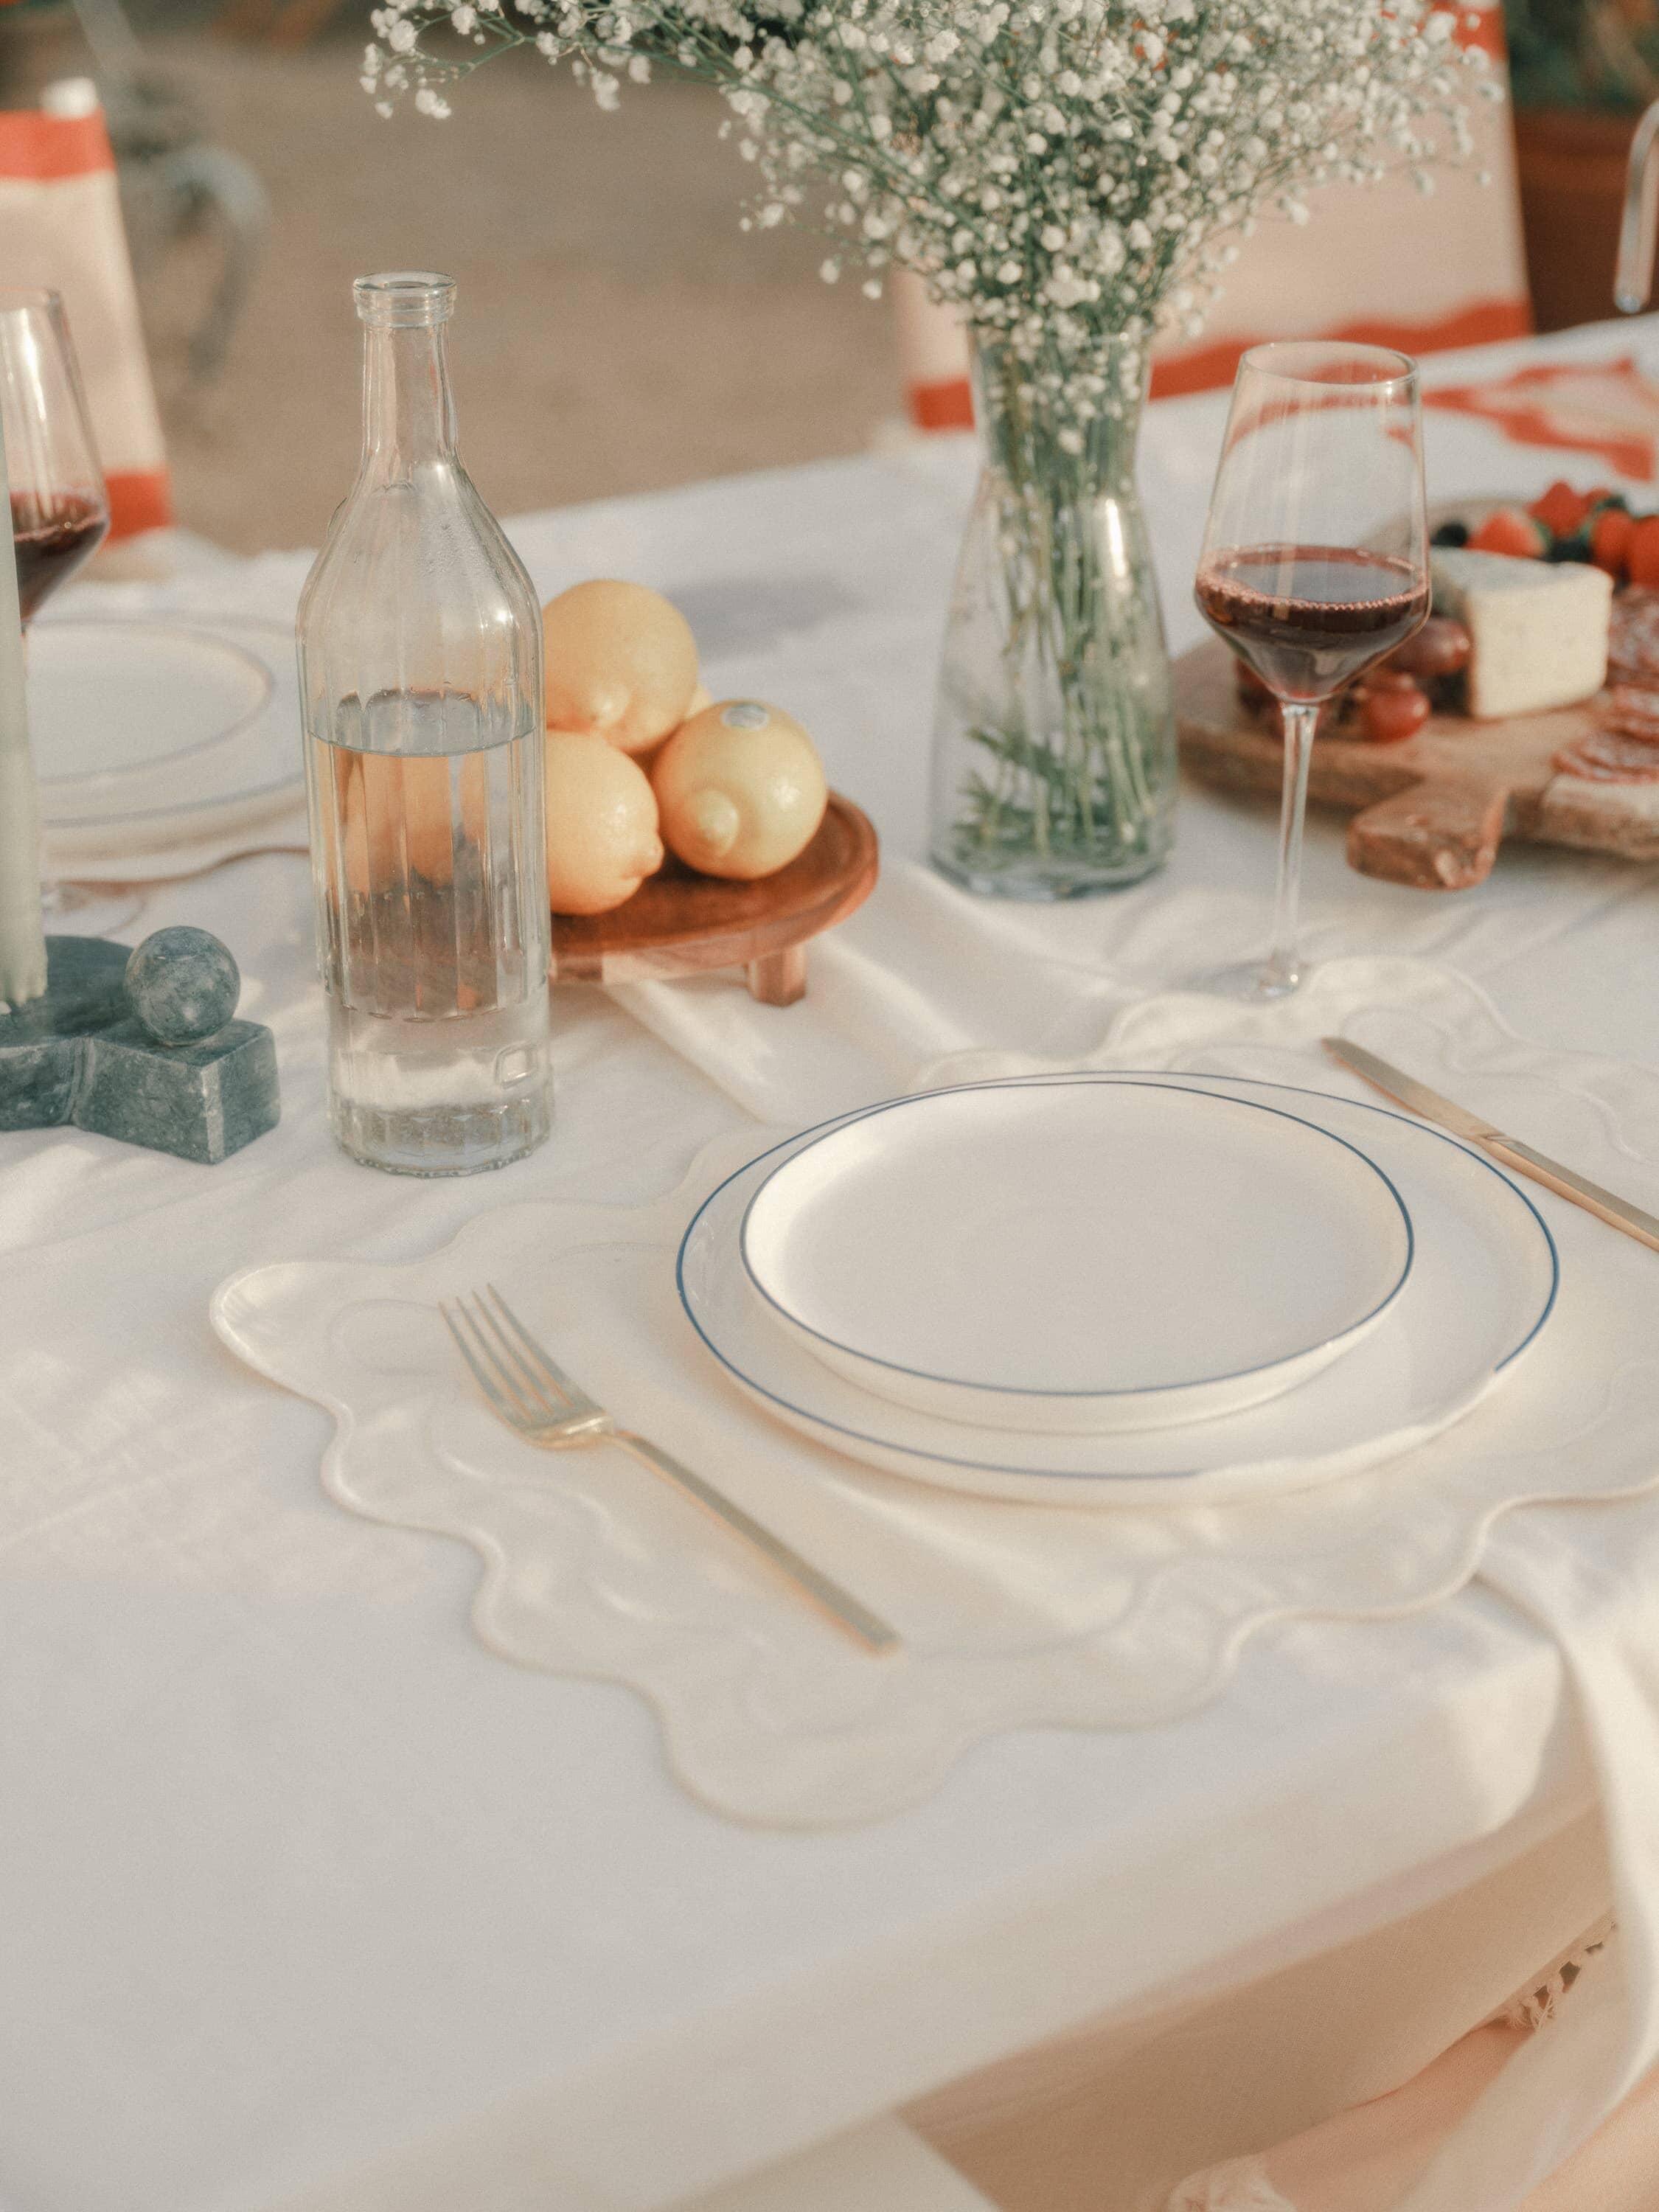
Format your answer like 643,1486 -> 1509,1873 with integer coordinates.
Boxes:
1627,516 -> 1659,590
1528,480 -> 1596,538
1467,507 -> 1547,560
1591,506 -> 1637,580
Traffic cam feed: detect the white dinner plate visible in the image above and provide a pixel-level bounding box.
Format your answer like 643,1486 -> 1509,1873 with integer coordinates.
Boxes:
678,1074 -> 1559,1506
739,1080 -> 1413,1433
30,614 -> 304,855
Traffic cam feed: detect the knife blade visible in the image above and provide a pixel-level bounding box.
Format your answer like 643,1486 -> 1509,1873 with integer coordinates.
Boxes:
1323,1036 -> 1659,1258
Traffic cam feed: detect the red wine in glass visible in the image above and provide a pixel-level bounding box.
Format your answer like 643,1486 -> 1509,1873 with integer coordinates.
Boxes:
1194,544 -> 1431,703
13,491 -> 109,622
1191,339 -> 1428,1001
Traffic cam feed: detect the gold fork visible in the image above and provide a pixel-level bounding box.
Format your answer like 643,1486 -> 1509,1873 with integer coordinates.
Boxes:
439,1286 -> 899,1655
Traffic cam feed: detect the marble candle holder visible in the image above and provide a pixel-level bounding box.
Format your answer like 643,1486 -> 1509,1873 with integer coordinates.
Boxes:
0,928 -> 279,1164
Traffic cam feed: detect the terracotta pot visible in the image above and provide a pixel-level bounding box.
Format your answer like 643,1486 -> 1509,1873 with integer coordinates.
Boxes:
1513,105 -> 1644,333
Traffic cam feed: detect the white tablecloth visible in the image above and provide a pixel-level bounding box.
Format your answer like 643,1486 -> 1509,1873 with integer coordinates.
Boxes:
5,317 -> 1659,2212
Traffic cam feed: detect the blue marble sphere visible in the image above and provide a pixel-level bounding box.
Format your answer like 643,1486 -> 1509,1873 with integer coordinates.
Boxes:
125,928 -> 241,1046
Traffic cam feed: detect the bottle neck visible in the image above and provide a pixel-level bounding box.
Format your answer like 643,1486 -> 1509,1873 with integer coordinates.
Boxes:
361,319 -> 457,480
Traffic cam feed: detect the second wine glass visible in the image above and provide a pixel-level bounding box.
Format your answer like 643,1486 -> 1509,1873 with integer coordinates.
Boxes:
1194,342 -> 1429,1001
0,289 -> 119,919
0,289 -> 109,621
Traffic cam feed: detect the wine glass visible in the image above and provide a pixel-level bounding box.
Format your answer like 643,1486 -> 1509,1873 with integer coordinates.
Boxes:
0,290 -> 110,622
0,291 -> 115,919
1193,342 -> 1429,1000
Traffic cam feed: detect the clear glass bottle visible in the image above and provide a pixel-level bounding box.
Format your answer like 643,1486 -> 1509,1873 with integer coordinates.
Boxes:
298,271 -> 552,1175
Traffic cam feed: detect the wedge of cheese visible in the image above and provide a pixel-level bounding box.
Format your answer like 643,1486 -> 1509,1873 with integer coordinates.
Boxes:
1430,549 -> 1613,720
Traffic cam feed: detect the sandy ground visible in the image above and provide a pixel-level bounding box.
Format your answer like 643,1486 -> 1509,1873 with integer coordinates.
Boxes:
13,21 -> 905,552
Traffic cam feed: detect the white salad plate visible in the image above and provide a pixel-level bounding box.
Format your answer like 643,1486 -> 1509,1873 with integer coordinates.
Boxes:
30,614 -> 305,855
678,1074 -> 1559,1506
738,1079 -> 1413,1433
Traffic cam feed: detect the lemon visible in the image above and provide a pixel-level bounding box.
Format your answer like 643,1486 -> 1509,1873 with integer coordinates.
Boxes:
542,580 -> 699,754
545,728 -> 665,914
338,751 -> 487,894
633,684 -> 714,776
651,700 -> 827,880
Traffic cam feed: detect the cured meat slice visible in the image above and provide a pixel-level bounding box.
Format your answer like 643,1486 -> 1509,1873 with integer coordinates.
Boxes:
1554,727 -> 1659,782
1608,589 -> 1659,688
1600,684 -> 1659,741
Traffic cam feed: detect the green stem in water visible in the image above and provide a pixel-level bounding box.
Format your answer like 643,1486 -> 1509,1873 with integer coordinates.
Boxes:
941,340 -> 1176,887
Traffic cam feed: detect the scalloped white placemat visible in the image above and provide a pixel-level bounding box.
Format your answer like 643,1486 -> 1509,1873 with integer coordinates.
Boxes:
212,961 -> 1659,1826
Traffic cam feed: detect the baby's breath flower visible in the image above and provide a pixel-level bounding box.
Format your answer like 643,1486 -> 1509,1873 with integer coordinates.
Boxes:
367,0 -> 1480,427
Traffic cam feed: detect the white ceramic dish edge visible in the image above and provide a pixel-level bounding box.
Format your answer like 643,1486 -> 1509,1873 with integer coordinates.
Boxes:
681,1074 -> 1559,1507
736,1078 -> 1416,1434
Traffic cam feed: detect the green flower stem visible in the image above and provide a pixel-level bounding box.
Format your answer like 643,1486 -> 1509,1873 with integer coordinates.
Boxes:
936,339 -> 1176,893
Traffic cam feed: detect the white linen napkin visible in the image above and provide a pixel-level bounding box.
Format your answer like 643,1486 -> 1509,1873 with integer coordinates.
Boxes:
1391,1505 -> 1659,2211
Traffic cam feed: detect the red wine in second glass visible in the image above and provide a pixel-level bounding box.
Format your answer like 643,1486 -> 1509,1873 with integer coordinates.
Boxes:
13,492 -> 109,621
1195,544 -> 1430,702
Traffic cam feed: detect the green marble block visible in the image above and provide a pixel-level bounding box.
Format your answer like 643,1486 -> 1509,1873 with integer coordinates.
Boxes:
75,1015 -> 279,1164
0,933 -> 279,1164
0,936 -> 130,1131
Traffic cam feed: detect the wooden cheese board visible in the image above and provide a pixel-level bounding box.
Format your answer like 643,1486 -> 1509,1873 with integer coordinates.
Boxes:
549,790 -> 877,1004
1176,639 -> 1659,891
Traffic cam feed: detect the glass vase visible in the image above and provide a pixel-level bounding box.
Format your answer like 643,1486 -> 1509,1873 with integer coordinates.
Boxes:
928,339 -> 1178,899
298,271 -> 552,1177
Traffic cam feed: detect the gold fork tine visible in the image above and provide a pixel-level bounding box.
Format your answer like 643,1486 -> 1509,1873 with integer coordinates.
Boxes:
454,1295 -> 563,1428
439,1301 -> 529,1427
464,1291 -> 571,1423
484,1286 -> 592,1412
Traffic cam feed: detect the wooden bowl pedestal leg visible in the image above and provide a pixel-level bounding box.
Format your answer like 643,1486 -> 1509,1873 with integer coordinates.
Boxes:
746,945 -> 807,1006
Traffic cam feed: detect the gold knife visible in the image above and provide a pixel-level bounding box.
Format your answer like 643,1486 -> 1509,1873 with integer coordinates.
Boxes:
1323,1037 -> 1659,1258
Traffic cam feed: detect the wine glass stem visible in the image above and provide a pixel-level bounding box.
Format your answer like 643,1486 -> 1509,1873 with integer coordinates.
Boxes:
1264,702 -> 1317,994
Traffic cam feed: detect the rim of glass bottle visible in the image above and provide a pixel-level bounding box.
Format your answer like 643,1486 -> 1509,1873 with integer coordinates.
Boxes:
354,271 -> 456,328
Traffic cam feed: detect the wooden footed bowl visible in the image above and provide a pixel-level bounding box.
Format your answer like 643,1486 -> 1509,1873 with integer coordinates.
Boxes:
549,791 -> 878,1005
1176,639 -> 1659,891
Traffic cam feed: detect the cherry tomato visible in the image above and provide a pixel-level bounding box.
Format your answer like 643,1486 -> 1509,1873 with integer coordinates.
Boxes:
1360,684 -> 1431,743
1388,616 -> 1472,681
1364,667 -> 1422,694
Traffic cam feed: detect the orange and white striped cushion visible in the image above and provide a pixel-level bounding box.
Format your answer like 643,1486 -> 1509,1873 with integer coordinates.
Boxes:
0,93 -> 170,538
1150,2 -> 1528,399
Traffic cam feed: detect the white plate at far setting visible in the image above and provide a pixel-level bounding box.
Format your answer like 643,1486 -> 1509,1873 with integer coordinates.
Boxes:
30,613 -> 305,858
681,1074 -> 1559,1508
739,1079 -> 1413,1434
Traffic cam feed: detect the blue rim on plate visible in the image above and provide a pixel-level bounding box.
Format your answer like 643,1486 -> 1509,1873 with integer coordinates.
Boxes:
734,1077 -> 1416,1404
676,1074 -> 1560,1484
